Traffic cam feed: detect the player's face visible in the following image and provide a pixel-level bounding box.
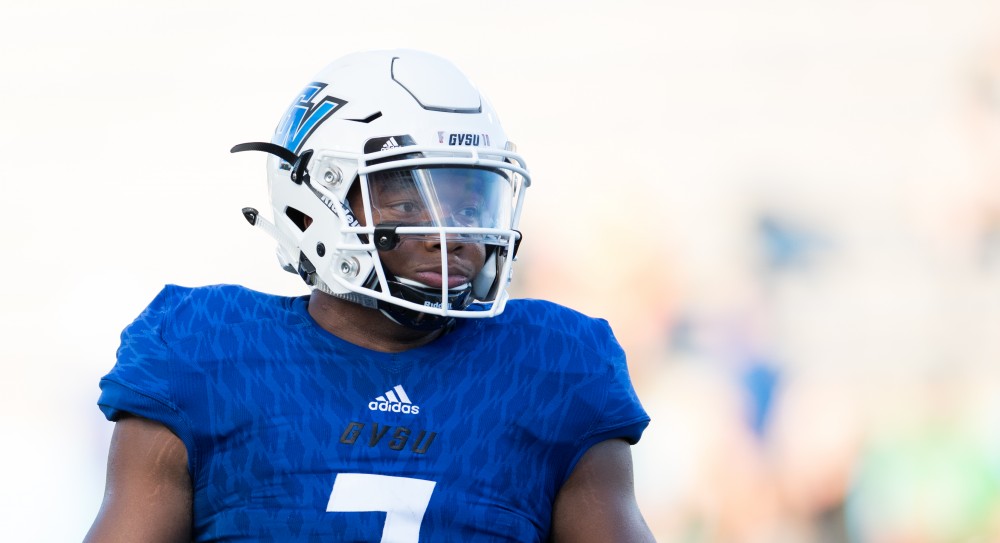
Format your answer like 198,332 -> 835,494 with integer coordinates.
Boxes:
353,167 -> 510,289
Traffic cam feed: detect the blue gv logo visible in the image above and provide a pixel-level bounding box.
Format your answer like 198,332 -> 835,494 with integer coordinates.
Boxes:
273,82 -> 346,154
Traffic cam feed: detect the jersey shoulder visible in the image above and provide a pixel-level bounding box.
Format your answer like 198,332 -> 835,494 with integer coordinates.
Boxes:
101,284 -> 309,430
482,298 -> 649,448
491,298 -> 622,357
124,283 -> 306,346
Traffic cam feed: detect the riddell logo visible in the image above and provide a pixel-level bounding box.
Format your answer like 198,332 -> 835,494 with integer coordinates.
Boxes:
368,385 -> 421,414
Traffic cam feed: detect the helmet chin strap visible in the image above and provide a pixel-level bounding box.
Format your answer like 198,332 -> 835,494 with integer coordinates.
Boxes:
313,266 -> 470,331
375,272 -> 472,331
314,280 -> 379,309
377,305 -> 455,332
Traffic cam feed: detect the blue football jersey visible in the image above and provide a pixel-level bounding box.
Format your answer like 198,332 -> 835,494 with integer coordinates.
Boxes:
98,285 -> 649,542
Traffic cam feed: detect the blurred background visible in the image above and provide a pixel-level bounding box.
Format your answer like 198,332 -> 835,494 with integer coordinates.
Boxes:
2,0 -> 999,541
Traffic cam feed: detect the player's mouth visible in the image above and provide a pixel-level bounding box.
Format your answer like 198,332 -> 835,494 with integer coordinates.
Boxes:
409,270 -> 472,289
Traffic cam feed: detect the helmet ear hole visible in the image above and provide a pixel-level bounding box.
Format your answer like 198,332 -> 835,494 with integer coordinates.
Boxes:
285,207 -> 313,231
345,180 -> 363,221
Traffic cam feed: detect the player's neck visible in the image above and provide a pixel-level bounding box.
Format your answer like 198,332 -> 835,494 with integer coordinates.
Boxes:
307,290 -> 444,353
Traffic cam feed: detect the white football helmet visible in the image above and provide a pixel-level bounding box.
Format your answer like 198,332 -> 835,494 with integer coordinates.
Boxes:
233,49 -> 530,329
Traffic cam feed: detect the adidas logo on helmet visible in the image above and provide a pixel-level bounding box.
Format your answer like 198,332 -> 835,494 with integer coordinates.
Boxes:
380,137 -> 400,151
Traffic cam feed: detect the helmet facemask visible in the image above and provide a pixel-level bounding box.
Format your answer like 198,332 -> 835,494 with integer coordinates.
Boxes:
352,160 -> 520,329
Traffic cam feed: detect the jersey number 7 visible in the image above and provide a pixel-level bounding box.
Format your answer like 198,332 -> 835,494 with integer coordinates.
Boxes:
327,473 -> 437,543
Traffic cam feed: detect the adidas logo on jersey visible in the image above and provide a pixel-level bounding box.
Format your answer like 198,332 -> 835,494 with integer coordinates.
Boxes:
368,385 -> 420,414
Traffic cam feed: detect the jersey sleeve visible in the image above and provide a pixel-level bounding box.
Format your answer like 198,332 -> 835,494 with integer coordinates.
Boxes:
567,319 -> 650,475
97,285 -> 199,464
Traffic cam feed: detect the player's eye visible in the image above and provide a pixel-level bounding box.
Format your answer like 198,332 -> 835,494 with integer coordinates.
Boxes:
380,200 -> 429,223
391,202 -> 419,214
454,206 -> 481,226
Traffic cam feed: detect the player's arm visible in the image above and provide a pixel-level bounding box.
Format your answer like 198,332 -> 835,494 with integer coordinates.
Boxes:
84,415 -> 193,543
550,438 -> 656,543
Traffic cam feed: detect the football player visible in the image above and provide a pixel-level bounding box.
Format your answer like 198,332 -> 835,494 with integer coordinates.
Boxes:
85,49 -> 655,542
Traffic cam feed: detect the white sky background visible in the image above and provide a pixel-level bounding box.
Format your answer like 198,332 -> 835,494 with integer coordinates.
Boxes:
1,0 -> 998,540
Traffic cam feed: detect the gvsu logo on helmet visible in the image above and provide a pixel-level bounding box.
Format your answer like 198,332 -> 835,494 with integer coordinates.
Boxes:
437,132 -> 491,147
368,385 -> 421,414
